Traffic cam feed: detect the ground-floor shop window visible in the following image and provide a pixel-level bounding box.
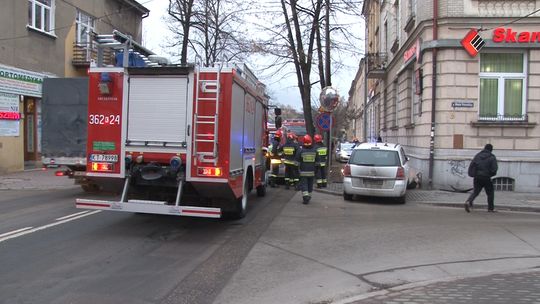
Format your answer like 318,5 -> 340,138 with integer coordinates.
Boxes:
479,52 -> 526,121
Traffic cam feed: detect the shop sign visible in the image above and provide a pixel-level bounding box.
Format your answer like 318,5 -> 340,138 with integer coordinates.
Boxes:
493,27 -> 540,43
403,39 -> 421,63
461,29 -> 485,57
0,64 -> 45,97
0,92 -> 20,136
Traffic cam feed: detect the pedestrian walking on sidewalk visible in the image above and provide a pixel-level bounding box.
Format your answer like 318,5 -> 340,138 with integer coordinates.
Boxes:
296,135 -> 319,204
465,144 -> 498,213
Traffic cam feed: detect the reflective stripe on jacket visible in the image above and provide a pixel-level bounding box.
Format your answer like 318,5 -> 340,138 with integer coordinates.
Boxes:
282,140 -> 299,166
315,142 -> 328,166
296,146 -> 319,177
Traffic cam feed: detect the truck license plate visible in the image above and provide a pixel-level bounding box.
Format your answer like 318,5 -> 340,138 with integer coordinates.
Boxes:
90,154 -> 118,163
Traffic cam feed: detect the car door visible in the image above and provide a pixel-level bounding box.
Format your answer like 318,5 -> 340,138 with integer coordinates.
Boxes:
400,147 -> 411,186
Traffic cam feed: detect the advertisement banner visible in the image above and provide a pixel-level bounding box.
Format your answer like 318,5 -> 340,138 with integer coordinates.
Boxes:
0,64 -> 45,97
0,92 -> 20,136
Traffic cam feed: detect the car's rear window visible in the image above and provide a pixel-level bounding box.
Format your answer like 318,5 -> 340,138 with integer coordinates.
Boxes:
340,143 -> 355,151
350,149 -> 400,166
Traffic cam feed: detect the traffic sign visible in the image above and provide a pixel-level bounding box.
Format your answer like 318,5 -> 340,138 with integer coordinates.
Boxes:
316,112 -> 332,131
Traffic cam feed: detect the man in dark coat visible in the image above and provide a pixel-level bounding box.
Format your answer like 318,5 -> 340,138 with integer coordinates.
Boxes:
465,144 -> 498,212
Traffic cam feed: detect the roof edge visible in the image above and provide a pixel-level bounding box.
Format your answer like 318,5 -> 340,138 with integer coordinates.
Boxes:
118,0 -> 150,15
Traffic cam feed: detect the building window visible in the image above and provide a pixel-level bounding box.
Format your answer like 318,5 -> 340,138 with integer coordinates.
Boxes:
479,52 -> 527,121
493,177 -> 515,191
76,10 -> 96,45
28,0 -> 54,34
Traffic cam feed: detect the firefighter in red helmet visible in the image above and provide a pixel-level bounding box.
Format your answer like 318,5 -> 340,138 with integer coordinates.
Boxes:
295,134 -> 320,204
313,134 -> 328,188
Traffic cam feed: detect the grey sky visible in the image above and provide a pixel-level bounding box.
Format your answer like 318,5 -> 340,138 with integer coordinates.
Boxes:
137,0 -> 364,110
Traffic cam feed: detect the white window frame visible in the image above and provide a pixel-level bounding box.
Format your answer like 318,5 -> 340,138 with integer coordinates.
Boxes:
76,10 -> 96,45
28,0 -> 55,34
478,51 -> 527,121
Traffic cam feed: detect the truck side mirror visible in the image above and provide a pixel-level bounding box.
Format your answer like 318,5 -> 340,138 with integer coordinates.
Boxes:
275,116 -> 282,129
274,108 -> 281,116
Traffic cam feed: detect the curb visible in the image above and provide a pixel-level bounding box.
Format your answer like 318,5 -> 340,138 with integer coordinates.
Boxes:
313,188 -> 540,213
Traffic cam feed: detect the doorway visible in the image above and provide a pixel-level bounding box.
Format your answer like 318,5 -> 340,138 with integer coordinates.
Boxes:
23,97 -> 41,163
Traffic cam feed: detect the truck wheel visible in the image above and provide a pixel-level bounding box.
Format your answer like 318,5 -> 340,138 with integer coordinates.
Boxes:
225,179 -> 248,220
256,183 -> 266,197
81,183 -> 100,193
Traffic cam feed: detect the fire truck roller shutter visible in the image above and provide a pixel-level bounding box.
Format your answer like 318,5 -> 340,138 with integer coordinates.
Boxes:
229,83 -> 245,172
127,76 -> 189,146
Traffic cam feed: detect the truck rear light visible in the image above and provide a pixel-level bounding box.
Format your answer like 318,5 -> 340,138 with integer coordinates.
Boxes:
342,164 -> 351,177
55,171 -> 65,176
198,167 -> 223,177
91,162 -> 114,172
396,167 -> 405,180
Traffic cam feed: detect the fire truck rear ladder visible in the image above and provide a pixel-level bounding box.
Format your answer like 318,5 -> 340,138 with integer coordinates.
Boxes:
193,61 -> 222,166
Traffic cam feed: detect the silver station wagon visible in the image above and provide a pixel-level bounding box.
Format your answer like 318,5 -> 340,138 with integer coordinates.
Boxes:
342,142 -> 412,203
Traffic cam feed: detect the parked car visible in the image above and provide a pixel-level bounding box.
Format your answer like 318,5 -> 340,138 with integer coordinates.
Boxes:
342,142 -> 413,203
335,142 -> 355,162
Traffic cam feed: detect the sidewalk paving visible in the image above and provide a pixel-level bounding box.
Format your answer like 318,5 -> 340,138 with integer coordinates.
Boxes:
316,182 -> 540,213
0,167 -> 77,190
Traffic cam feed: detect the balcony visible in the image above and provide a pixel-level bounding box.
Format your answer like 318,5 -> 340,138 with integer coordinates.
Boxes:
366,53 -> 387,79
72,42 -> 114,67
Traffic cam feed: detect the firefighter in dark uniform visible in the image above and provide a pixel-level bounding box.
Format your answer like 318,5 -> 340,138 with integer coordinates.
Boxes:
296,135 -> 319,204
314,134 -> 328,188
269,130 -> 283,187
282,132 -> 299,189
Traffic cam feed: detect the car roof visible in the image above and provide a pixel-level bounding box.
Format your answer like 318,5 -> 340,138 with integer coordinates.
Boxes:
353,142 -> 402,151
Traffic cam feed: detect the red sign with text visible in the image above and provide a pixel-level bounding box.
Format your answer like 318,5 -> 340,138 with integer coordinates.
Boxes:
0,111 -> 21,120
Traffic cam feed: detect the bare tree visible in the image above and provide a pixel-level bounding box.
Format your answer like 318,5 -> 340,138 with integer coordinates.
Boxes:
167,0 -> 196,65
167,0 -> 252,65
277,0 -> 323,136
247,0 -> 363,136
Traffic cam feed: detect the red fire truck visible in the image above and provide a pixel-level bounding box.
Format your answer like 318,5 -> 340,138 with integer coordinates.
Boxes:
75,32 -> 269,219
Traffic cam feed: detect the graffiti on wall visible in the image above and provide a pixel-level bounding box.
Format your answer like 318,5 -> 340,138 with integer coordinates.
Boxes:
449,160 -> 467,178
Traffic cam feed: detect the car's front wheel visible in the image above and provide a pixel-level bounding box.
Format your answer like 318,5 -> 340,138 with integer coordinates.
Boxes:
343,191 -> 353,201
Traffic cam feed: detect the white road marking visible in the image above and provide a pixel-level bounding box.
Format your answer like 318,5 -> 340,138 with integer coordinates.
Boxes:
0,227 -> 33,238
55,210 -> 90,221
0,210 -> 101,244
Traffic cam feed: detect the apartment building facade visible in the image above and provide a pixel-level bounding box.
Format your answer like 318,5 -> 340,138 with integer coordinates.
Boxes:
0,0 -> 148,173
350,0 -> 540,192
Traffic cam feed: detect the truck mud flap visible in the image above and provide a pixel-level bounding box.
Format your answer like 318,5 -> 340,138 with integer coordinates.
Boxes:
75,199 -> 222,218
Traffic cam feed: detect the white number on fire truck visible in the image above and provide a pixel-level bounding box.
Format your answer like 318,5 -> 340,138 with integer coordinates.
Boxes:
89,114 -> 121,125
